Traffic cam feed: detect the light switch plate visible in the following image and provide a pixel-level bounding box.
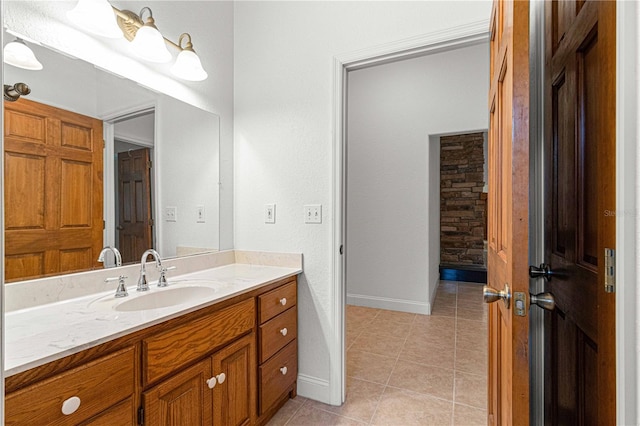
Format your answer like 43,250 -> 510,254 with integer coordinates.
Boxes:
165,206 -> 177,222
304,204 -> 322,224
196,205 -> 205,223
265,204 -> 276,224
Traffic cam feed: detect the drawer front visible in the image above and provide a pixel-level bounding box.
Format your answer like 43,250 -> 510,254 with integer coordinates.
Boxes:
5,347 -> 135,426
79,398 -> 134,426
144,298 -> 255,385
259,306 -> 297,363
259,340 -> 297,414
258,280 -> 297,324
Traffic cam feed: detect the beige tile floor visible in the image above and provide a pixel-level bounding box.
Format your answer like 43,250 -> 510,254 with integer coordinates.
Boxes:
267,280 -> 488,426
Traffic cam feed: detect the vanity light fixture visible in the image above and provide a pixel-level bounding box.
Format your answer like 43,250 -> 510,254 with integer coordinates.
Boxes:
170,33 -> 208,82
126,7 -> 172,63
3,38 -> 43,70
66,0 -> 122,39
67,0 -> 208,80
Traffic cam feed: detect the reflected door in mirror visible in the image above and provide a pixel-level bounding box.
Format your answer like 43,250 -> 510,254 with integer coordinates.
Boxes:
117,148 -> 153,263
4,99 -> 103,281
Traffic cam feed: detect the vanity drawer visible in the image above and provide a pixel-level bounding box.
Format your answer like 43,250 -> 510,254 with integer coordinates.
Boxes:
5,347 -> 135,426
143,298 -> 255,385
258,280 -> 297,323
259,340 -> 297,414
259,306 -> 297,363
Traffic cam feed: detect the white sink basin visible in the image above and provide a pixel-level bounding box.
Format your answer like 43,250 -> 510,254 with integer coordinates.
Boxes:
114,286 -> 217,312
88,280 -> 234,312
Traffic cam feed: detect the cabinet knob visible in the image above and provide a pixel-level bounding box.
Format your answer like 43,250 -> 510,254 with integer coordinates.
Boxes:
216,373 -> 226,384
61,396 -> 81,415
206,377 -> 217,389
280,366 -> 288,375
280,327 -> 288,336
280,298 -> 287,306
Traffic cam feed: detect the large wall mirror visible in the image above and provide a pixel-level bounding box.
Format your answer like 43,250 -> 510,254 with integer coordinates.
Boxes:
2,2 -> 220,283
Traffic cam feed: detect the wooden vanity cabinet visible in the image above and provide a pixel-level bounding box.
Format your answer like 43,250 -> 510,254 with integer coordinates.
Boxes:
5,347 -> 136,425
5,275 -> 298,426
256,280 -> 298,417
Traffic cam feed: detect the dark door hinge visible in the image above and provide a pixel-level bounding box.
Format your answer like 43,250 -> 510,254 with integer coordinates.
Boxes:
138,406 -> 144,425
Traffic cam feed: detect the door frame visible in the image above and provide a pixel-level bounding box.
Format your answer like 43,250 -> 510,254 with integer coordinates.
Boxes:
101,104 -> 156,255
329,20 -> 490,405
615,0 -> 638,422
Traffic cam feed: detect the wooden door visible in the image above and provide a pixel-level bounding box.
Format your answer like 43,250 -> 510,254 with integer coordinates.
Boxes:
212,333 -> 256,426
542,1 -> 616,424
4,98 -> 103,281
143,359 -> 213,426
117,147 -> 153,263
485,0 -> 530,424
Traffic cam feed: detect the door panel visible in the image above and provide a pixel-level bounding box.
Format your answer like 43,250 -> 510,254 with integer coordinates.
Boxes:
4,98 -> 104,281
543,1 -> 616,424
117,148 -> 153,263
486,0 -> 530,424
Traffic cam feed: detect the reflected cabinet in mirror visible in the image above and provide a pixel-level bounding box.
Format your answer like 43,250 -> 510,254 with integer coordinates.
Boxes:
3,13 -> 220,282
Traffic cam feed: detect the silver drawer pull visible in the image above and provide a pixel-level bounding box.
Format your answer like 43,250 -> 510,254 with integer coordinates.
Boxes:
280,327 -> 288,336
61,396 -> 81,415
279,297 -> 287,306
280,366 -> 288,375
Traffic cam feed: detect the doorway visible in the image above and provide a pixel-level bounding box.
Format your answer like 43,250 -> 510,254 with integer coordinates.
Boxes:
104,109 -> 156,265
333,23 -> 491,407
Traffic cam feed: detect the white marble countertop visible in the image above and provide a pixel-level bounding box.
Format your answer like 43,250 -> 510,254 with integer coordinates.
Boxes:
4,263 -> 301,377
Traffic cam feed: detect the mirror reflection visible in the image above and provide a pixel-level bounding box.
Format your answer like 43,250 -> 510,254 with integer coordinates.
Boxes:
3,29 -> 220,282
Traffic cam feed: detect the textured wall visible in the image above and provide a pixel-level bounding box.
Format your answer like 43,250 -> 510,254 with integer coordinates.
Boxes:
234,0 -> 492,403
440,132 -> 487,266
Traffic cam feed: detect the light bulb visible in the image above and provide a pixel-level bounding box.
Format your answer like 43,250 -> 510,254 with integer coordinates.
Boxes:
67,0 -> 121,39
171,49 -> 208,81
3,39 -> 43,70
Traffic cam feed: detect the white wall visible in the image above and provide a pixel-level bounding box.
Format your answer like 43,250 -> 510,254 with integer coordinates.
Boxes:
234,0 -> 492,403
346,43 -> 488,314
156,95 -> 220,258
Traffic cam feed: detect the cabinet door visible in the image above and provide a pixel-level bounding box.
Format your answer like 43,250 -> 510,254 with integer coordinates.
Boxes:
143,359 -> 213,426
212,333 -> 256,426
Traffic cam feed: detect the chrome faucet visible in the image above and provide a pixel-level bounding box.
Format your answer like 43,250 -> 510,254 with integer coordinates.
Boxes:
137,249 -> 163,292
97,246 -> 122,268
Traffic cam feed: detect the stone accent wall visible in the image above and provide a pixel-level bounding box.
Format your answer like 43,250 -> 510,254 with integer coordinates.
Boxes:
440,132 -> 487,266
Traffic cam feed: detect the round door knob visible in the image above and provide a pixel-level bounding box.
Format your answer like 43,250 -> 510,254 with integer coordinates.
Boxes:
116,225 -> 124,230
280,298 -> 287,306
61,396 -> 81,415
206,377 -> 217,389
280,328 -> 288,336
280,366 -> 288,375
529,263 -> 554,280
216,373 -> 226,384
530,292 -> 556,311
483,283 -> 511,308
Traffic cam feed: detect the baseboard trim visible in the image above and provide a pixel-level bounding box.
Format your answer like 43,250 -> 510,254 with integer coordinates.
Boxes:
346,293 -> 431,315
296,374 -> 332,405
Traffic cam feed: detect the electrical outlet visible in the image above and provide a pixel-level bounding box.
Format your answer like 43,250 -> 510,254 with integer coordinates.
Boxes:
304,204 -> 322,224
165,206 -> 177,222
196,205 -> 205,223
265,204 -> 276,224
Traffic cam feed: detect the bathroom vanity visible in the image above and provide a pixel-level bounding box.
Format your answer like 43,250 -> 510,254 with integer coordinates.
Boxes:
3,251 -> 301,425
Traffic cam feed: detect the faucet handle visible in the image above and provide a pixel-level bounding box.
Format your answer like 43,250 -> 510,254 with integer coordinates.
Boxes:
106,276 -> 128,298
158,266 -> 177,288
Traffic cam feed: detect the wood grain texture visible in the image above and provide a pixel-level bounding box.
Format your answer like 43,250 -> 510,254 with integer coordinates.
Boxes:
487,0 -> 530,424
258,340 -> 297,415
5,347 -> 134,426
143,298 -> 255,386
4,98 -> 103,282
212,333 -> 256,426
259,306 -> 297,364
143,358 -> 213,426
543,1 -> 617,424
258,280 -> 297,323
79,397 -> 135,426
